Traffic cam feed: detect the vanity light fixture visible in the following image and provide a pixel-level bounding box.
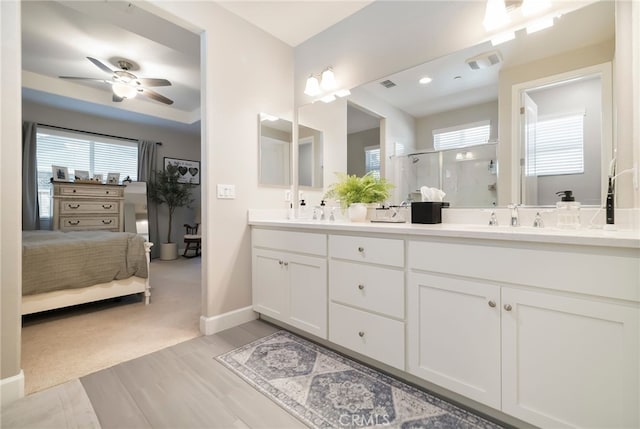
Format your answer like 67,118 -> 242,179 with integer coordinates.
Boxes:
112,82 -> 137,99
320,67 -> 337,91
304,74 -> 321,96
483,0 -> 510,31
419,76 -> 433,85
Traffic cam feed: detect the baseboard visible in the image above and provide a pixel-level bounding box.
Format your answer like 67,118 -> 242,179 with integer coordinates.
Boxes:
200,305 -> 258,335
1,370 -> 25,408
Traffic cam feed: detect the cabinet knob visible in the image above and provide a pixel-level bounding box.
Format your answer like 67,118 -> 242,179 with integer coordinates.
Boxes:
358,331 -> 365,338
357,246 -> 364,253
504,304 -> 513,311
488,300 -> 496,308
72,189 -> 77,193
358,284 -> 365,290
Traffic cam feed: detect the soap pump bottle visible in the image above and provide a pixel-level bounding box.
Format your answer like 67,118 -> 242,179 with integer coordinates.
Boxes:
555,190 -> 581,229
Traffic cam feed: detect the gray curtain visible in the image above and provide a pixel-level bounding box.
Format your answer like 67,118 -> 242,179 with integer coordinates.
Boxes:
22,122 -> 40,230
138,140 -> 159,258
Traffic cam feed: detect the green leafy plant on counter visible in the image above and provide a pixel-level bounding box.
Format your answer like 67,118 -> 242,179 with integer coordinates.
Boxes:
323,172 -> 393,210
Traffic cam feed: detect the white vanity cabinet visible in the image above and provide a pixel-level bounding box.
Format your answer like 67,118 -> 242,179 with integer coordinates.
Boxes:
408,239 -> 640,429
251,228 -> 327,338
328,234 -> 405,370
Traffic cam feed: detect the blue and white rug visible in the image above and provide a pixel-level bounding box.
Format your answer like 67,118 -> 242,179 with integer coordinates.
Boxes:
216,330 -> 504,429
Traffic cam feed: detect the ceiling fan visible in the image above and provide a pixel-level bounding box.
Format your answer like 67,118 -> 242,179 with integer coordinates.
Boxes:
59,57 -> 174,105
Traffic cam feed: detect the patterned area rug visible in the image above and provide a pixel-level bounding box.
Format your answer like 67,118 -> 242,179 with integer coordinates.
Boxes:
217,331 -> 504,429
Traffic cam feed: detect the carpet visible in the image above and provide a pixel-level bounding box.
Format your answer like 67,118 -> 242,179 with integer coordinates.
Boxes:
217,330 -> 504,429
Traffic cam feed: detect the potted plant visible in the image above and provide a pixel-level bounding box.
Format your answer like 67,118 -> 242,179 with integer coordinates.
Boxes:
148,164 -> 194,260
324,172 -> 393,221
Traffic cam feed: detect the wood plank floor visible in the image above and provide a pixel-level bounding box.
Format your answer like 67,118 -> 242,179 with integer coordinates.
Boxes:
81,320 -> 306,428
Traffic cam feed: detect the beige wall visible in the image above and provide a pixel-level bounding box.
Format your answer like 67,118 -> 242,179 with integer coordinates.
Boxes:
1,0 -> 24,402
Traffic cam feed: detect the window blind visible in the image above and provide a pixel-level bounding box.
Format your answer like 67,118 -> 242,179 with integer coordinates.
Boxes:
433,120 -> 491,150
526,113 -> 584,176
365,145 -> 381,179
36,127 -> 139,220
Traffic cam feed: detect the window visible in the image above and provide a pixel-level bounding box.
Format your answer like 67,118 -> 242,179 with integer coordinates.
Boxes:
433,120 -> 491,150
36,127 -> 138,224
526,112 -> 584,176
365,145 -> 381,179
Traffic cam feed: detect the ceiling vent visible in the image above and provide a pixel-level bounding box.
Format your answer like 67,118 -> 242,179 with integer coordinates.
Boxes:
466,50 -> 503,70
380,79 -> 397,88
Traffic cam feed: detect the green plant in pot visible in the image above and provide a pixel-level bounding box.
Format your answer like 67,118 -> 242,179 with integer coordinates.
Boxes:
324,172 -> 393,222
148,164 -> 194,260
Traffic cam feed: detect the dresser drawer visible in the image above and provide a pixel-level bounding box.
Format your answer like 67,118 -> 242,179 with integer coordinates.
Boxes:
58,185 -> 123,198
252,228 -> 326,256
329,302 -> 404,369
60,200 -> 120,214
329,235 -> 404,267
330,260 -> 404,319
59,216 -> 119,231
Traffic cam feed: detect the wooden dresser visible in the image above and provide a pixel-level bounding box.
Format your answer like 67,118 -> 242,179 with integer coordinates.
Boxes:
51,182 -> 124,232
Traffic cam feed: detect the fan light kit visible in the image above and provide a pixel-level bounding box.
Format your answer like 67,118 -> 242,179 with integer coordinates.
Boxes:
59,57 -> 174,105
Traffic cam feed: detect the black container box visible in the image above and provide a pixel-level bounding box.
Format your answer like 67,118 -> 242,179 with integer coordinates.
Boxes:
411,202 -> 448,224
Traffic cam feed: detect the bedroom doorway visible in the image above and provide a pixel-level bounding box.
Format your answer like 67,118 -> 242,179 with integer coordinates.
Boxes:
20,1 -> 205,394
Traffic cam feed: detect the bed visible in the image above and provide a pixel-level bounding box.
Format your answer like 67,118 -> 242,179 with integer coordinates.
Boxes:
21,230 -> 152,315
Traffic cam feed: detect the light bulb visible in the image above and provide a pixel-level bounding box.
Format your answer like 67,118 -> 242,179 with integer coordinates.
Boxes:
321,68 -> 337,91
483,0 -> 510,31
304,75 -> 321,96
112,83 -> 137,99
419,76 -> 432,85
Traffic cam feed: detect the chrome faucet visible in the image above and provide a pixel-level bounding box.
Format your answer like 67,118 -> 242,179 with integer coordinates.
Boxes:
508,204 -> 520,227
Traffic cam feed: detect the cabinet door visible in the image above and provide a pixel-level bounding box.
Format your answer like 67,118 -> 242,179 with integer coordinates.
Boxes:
287,254 -> 327,339
501,288 -> 639,429
252,249 -> 287,321
407,272 -> 501,409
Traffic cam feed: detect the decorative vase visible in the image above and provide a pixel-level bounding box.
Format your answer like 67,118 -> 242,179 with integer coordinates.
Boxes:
159,242 -> 178,260
348,203 -> 368,222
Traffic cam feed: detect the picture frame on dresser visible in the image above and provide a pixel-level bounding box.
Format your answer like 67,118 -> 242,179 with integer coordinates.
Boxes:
74,170 -> 90,180
106,172 -> 120,184
52,165 -> 69,182
164,157 -> 200,184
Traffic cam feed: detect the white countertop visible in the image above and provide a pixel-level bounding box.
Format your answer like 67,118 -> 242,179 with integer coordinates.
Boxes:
248,215 -> 640,249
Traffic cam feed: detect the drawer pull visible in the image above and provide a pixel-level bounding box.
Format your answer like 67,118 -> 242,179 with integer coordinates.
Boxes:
72,189 -> 77,193
102,204 -> 112,209
278,260 -> 283,266
358,284 -> 365,290
68,220 -> 80,226
68,204 -> 80,209
102,219 -> 113,225
358,331 -> 365,338
488,300 -> 496,308
283,261 -> 289,267
357,246 -> 364,252
504,304 -> 513,311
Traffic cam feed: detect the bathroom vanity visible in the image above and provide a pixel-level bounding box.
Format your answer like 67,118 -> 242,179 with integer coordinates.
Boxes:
249,215 -> 639,429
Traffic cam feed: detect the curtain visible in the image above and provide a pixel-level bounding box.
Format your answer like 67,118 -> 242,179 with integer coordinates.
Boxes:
138,140 -> 159,258
22,122 -> 40,230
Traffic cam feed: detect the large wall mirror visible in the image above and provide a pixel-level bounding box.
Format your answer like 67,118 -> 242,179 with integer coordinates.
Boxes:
300,1 -> 615,208
259,114 -> 292,187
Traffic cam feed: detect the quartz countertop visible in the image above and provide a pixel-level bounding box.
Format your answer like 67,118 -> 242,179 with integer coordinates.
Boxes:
248,215 -> 640,249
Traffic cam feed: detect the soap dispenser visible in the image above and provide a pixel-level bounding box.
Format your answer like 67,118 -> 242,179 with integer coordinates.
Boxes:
555,190 -> 581,229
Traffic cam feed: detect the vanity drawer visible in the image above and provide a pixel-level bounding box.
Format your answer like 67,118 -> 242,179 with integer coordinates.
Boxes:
330,260 -> 404,319
60,200 -> 120,214
59,216 -> 120,231
252,228 -> 326,256
329,302 -> 404,369
329,235 -> 404,267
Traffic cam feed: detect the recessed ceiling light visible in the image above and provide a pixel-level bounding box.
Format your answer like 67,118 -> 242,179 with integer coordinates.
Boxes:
419,76 -> 432,85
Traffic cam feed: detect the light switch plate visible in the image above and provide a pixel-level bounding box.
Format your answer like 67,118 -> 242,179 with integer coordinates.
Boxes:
217,184 -> 236,199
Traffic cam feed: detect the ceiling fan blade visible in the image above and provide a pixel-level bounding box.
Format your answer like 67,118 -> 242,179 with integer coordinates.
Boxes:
137,78 -> 171,87
140,88 -> 174,105
59,76 -> 110,84
87,57 -> 114,74
113,94 -> 124,102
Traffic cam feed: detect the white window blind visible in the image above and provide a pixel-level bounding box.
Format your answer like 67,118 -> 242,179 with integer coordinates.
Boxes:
526,113 -> 584,176
36,127 -> 138,220
365,145 -> 381,179
433,120 -> 491,150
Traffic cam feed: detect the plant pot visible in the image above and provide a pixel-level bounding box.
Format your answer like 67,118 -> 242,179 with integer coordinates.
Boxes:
348,203 -> 368,222
159,242 -> 178,260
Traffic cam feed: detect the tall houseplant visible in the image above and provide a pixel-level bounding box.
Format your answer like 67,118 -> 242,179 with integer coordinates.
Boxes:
324,172 -> 393,221
148,164 -> 194,260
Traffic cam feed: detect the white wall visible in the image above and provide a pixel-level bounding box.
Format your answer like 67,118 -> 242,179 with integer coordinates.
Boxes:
22,99 -> 202,244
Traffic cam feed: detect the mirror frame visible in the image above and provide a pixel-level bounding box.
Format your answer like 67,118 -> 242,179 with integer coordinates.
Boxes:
258,113 -> 293,188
